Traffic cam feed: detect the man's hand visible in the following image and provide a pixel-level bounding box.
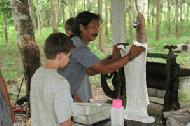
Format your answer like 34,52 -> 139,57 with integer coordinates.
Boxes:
129,45 -> 145,60
112,45 -> 121,60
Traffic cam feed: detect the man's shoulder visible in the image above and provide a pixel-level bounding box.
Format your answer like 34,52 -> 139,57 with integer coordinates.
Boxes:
71,36 -> 86,47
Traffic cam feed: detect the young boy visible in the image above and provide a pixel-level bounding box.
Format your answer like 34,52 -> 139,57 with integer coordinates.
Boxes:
30,33 -> 74,126
64,17 -> 75,37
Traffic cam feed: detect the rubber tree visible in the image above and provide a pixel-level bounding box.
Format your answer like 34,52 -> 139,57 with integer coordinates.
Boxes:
11,0 -> 41,97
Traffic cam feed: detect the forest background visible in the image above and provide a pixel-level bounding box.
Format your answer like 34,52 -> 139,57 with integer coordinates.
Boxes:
0,0 -> 190,102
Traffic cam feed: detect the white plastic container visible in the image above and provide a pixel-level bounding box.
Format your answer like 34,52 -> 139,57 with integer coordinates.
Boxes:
111,99 -> 124,126
73,102 -> 111,125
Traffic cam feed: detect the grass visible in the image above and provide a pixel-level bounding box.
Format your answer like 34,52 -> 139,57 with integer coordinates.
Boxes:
0,23 -> 190,102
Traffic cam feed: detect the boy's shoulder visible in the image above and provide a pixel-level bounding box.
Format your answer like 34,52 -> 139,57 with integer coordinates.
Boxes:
32,67 -> 67,85
53,75 -> 70,88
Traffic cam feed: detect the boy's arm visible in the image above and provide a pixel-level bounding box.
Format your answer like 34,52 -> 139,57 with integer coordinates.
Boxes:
59,118 -> 72,126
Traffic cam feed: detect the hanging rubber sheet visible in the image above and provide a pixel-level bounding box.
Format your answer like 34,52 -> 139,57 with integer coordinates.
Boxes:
119,41 -> 155,123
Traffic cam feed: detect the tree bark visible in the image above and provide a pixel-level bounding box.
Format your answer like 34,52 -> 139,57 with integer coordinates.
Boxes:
51,0 -> 59,32
151,0 -> 155,28
84,0 -> 86,11
28,0 -> 37,30
69,0 -> 77,17
105,0 -> 109,37
35,0 -> 43,32
2,12 -> 8,44
127,0 -> 133,40
110,0 -> 126,45
167,0 -> 171,34
186,2 -> 189,21
175,0 -> 180,38
87,0 -> 92,11
11,0 -> 41,97
98,0 -> 105,52
147,0 -> 151,30
155,0 -> 160,41
179,0 -> 183,30
61,2 -> 65,25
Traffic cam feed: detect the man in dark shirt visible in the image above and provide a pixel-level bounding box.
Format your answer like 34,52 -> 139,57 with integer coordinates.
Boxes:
59,11 -> 145,100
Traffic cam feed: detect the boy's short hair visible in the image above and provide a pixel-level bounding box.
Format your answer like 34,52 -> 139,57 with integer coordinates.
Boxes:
64,17 -> 75,32
44,33 -> 74,59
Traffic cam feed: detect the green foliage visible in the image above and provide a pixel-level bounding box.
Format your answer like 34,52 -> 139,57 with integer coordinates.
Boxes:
0,44 -> 22,81
0,0 -> 11,14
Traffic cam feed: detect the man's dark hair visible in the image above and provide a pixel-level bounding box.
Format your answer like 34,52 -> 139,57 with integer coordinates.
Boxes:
64,17 -> 75,32
44,33 -> 74,59
72,11 -> 101,36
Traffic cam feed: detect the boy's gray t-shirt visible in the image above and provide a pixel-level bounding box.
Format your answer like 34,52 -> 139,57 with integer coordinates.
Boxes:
58,36 -> 101,95
30,67 -> 74,126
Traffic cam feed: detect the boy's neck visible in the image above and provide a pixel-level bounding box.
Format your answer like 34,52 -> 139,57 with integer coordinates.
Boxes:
43,60 -> 59,70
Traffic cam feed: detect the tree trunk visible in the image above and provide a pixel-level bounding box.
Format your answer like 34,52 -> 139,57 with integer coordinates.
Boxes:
175,0 -> 180,38
61,2 -> 65,25
87,0 -> 91,11
28,0 -> 37,30
151,0 -> 155,28
11,0 -> 41,97
98,0 -> 105,52
111,0 -> 126,45
105,0 -> 109,37
52,0 -> 59,32
179,0 -> 183,30
167,0 -> 171,34
2,12 -> 8,44
73,0 -> 77,16
35,0 -> 42,32
69,0 -> 77,17
155,0 -> 160,41
187,2 -> 189,21
147,0 -> 151,30
84,0 -> 86,11
127,0 -> 133,40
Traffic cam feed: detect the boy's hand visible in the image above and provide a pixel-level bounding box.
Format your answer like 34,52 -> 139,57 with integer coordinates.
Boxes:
129,45 -> 145,60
